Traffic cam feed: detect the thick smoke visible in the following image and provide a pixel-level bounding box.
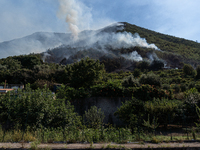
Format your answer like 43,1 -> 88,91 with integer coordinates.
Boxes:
45,23 -> 160,63
55,0 -> 160,63
57,0 -> 92,40
82,31 -> 159,50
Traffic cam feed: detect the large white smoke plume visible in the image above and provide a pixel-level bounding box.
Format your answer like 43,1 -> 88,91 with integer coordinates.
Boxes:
57,0 -> 92,40
45,23 -> 160,63
51,0 -> 161,63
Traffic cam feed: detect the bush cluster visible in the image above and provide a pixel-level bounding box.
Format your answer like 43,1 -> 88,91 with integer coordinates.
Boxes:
139,73 -> 161,87
122,74 -> 140,88
183,64 -> 194,76
0,85 -> 81,129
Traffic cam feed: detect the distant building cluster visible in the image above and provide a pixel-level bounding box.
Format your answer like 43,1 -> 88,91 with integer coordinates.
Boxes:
0,84 -> 24,94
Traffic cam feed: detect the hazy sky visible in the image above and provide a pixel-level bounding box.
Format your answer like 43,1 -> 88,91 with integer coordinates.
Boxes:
0,0 -> 200,42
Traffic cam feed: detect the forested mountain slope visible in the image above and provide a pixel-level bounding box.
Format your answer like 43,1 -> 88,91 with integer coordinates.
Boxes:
124,22 -> 200,65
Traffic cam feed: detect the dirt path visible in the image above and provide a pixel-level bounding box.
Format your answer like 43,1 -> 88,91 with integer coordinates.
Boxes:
1,142 -> 200,149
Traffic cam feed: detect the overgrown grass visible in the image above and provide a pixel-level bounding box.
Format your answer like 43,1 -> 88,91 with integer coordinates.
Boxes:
1,126 -> 200,143
0,126 -> 133,143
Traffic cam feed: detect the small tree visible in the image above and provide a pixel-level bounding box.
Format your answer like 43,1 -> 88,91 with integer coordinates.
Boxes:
183,64 -> 194,76
84,106 -> 105,129
195,105 -> 200,128
150,59 -> 164,71
133,68 -> 141,77
184,88 -> 200,122
136,61 -> 150,72
122,74 -> 140,88
0,84 -> 81,129
144,98 -> 182,128
196,65 -> 200,79
66,57 -> 105,88
139,73 -> 161,87
143,114 -> 159,134
114,98 -> 144,128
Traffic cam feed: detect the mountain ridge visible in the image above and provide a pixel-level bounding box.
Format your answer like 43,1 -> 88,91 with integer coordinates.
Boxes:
1,22 -> 200,69
0,32 -> 71,59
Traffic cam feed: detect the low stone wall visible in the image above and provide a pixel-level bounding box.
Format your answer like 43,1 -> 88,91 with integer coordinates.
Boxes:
72,97 -> 130,126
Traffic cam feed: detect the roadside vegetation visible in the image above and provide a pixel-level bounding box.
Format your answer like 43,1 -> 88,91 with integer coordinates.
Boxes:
1,55 -> 200,143
1,22 -> 200,143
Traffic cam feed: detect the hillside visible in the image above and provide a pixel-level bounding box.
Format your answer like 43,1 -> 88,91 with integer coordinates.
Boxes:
1,23 -> 200,140
1,22 -> 200,70
124,22 -> 200,65
42,22 -> 200,71
0,22 -> 200,73
0,32 -> 71,59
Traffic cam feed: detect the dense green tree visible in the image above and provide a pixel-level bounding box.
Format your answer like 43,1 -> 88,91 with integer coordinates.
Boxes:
114,98 -> 144,128
196,65 -> 200,79
133,68 -> 141,77
122,74 -> 140,87
0,58 -> 21,70
136,61 -> 150,72
66,57 -> 105,88
144,98 -> 182,127
84,106 -> 105,129
0,85 -> 81,129
150,59 -> 164,71
183,64 -> 194,76
139,72 -> 161,87
13,54 -> 43,69
184,88 -> 200,122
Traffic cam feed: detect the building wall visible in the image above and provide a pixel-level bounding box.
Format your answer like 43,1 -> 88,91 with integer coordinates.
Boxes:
0,84 -> 24,89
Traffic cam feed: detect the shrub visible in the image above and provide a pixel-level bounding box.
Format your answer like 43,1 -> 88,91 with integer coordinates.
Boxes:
150,59 -> 164,71
31,79 -> 53,90
66,57 -> 105,88
183,64 -> 194,75
144,98 -> 182,127
122,74 -> 140,88
133,68 -> 141,77
91,80 -> 123,97
136,61 -> 150,72
114,97 -> 144,127
162,84 -> 170,90
0,84 -> 82,129
173,84 -> 181,93
184,88 -> 200,121
180,83 -> 187,92
56,85 -> 90,100
196,65 -> 200,79
139,73 -> 161,87
84,106 -> 105,129
123,84 -> 172,101
159,72 -> 167,77
188,81 -> 195,90
195,84 -> 200,92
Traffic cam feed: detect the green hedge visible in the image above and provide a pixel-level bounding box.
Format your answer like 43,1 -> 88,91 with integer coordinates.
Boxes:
57,83 -> 172,101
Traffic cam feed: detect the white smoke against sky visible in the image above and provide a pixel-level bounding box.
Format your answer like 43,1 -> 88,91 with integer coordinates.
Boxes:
57,0 -> 92,40
54,0 -> 160,62
47,23 -> 160,62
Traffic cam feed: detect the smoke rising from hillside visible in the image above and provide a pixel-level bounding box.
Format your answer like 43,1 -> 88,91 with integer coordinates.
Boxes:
45,23 -> 160,63
57,0 -> 92,40
55,0 -> 160,62
57,0 -> 79,39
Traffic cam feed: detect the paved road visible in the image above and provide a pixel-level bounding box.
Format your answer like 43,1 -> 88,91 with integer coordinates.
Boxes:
1,142 -> 200,149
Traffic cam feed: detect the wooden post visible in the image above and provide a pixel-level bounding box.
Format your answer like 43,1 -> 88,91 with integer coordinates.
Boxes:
4,80 -> 7,89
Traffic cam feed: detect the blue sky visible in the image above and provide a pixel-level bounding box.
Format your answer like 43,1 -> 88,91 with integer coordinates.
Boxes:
0,0 -> 200,42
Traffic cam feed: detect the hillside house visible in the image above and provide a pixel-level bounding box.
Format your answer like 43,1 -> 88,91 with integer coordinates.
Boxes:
0,84 -> 24,89
0,89 -> 14,94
